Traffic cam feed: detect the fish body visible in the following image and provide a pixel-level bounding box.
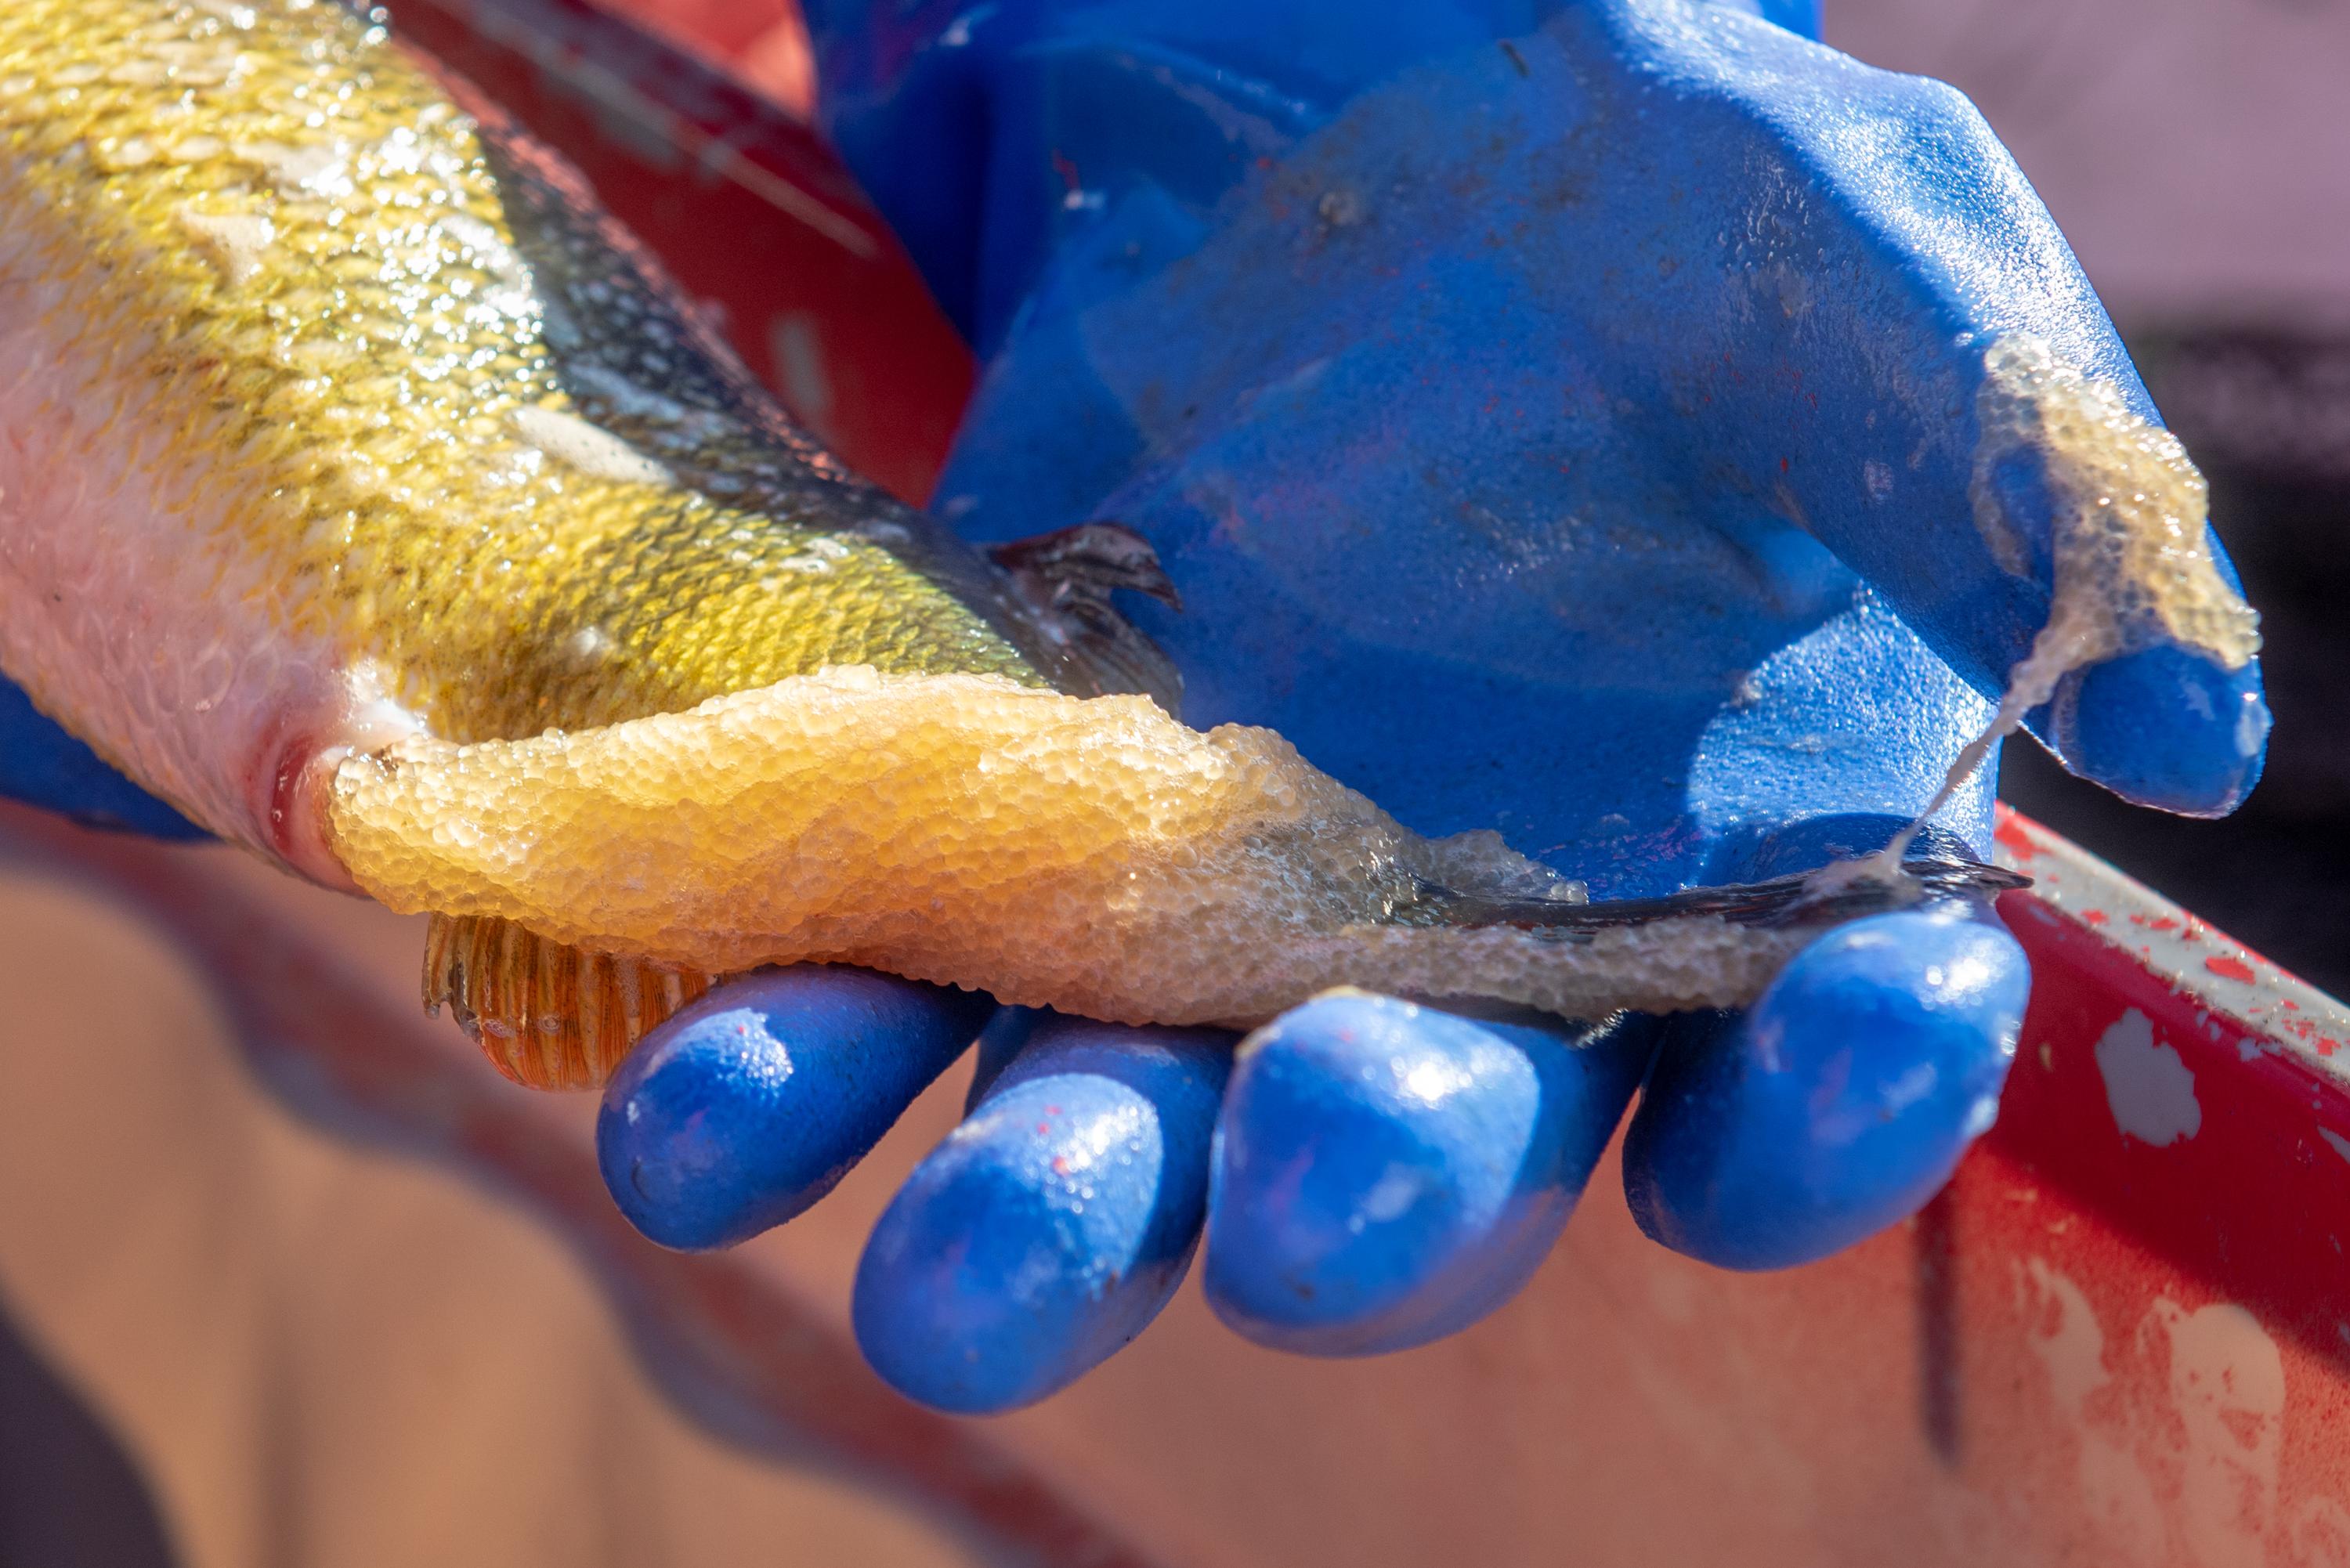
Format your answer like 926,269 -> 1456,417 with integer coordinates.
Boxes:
0,0 -> 1103,862
1,0 -> 2016,1087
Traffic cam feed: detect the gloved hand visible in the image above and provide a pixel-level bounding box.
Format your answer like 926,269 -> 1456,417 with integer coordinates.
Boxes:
598,0 -> 2269,1413
0,0 -> 2264,1418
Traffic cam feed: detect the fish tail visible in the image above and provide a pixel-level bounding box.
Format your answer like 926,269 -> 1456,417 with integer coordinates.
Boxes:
1411,856 -> 2030,932
425,913 -> 719,1089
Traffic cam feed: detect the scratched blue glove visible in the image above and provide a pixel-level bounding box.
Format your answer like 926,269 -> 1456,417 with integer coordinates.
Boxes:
598,0 -> 2271,1413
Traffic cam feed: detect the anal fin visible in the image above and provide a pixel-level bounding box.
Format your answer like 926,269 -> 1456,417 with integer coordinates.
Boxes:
423,914 -> 722,1089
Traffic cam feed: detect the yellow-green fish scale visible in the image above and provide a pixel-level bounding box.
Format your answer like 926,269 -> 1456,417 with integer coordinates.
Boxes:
0,0 -> 1032,746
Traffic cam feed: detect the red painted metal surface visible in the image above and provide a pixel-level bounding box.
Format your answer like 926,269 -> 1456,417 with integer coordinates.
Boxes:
1940,813 -> 2350,1556
1991,809 -> 2350,1335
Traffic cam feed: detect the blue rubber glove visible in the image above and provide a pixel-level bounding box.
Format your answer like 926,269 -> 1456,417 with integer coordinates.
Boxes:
600,0 -> 2268,1412
0,0 -> 2262,1415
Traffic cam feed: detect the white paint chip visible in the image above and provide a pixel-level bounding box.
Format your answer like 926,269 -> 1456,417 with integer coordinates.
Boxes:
2321,1127 -> 2350,1166
2095,1007 -> 2201,1146
2157,1299 -> 2284,1563
767,312 -> 833,422
2019,1258 -> 2109,1413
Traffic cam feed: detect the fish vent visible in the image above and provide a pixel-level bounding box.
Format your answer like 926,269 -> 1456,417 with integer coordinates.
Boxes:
423,914 -> 722,1089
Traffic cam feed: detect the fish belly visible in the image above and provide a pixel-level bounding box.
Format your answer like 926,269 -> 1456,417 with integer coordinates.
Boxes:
0,163 -> 408,879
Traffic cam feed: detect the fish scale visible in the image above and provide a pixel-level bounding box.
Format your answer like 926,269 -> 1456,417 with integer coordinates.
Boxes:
0,0 -> 1036,757
0,0 -> 1068,1081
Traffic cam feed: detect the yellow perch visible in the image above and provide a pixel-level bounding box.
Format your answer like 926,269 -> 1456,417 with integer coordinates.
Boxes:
0,0 -> 2020,1089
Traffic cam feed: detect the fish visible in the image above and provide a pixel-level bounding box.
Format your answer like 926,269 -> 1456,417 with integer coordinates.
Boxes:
0,0 -> 2027,1090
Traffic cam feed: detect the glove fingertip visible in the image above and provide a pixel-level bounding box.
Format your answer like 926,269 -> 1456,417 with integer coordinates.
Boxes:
598,968 -> 992,1251
1204,992 -> 1647,1357
1625,909 -> 2029,1270
2038,642 -> 2269,818
855,1018 -> 1228,1412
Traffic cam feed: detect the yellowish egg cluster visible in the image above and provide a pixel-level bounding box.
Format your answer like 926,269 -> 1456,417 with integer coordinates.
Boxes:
334,667 -> 1810,1038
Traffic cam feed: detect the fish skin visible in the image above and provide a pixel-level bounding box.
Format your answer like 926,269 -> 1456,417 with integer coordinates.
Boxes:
0,0 -> 1076,882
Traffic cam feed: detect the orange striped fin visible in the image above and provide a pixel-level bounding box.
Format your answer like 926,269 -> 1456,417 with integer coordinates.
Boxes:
423,915 -> 723,1089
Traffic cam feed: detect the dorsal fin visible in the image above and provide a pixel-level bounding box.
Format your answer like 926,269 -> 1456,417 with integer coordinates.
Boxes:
988,522 -> 1187,714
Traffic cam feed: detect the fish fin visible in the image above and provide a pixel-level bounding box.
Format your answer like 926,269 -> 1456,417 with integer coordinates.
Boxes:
423,914 -> 721,1089
1413,856 -> 2030,933
989,522 -> 1186,714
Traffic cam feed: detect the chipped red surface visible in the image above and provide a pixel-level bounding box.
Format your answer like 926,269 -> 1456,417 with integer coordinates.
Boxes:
1993,811 -> 2044,862
1939,873 -> 2350,1557
1993,888 -> 2350,1363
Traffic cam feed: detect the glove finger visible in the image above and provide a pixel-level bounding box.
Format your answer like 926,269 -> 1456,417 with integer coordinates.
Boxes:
2039,640 -> 2268,817
1553,5 -> 2269,812
1202,991 -> 1653,1357
852,1013 -> 1231,1414
1622,903 -> 2029,1271
596,966 -> 993,1251
1566,11 -> 2269,811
